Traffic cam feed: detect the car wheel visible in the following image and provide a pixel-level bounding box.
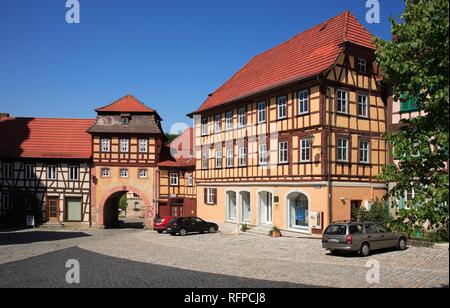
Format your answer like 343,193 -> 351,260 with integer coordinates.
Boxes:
170,232 -> 176,236
360,243 -> 370,257
179,228 -> 188,236
208,226 -> 217,233
157,230 -> 163,234
398,237 -> 407,251
330,250 -> 340,256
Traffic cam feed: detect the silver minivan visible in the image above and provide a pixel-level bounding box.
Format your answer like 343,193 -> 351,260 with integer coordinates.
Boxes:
322,221 -> 408,257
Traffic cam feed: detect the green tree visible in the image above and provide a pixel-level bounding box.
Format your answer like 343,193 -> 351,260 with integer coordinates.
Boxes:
375,0 -> 449,234
119,194 -> 128,216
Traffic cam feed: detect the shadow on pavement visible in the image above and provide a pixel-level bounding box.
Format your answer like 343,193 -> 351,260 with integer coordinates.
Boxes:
0,231 -> 91,246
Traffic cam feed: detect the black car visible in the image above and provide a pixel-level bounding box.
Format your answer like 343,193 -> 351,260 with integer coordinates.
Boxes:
166,217 -> 219,236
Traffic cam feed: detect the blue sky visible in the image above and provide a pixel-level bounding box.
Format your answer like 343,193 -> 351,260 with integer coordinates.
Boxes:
0,0 -> 405,132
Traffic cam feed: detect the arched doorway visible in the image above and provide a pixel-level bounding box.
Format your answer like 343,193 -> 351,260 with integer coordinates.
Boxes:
99,186 -> 153,229
287,192 -> 309,230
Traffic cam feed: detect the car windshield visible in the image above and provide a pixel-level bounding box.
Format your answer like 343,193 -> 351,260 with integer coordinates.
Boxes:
324,225 -> 347,235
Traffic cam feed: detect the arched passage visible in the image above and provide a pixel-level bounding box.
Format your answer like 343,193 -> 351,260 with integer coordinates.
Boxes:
98,186 -> 153,229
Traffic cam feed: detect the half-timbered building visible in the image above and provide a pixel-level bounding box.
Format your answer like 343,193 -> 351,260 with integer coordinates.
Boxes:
189,11 -> 390,234
0,116 -> 93,226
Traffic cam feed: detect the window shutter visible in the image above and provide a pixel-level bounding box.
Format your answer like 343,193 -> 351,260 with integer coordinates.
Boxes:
204,188 -> 208,204
213,189 -> 217,205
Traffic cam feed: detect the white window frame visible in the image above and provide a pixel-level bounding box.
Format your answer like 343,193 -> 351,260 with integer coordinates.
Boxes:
298,90 -> 309,115
359,140 -> 370,164
201,118 -> 208,136
101,168 -> 110,178
170,173 -> 179,186
139,169 -> 148,179
259,144 -> 268,165
47,165 -> 57,180
300,139 -> 311,162
25,164 -> 35,180
258,102 -> 266,123
337,138 -> 349,162
139,139 -> 148,153
226,148 -> 234,168
358,58 -> 367,74
278,96 -> 287,119
120,139 -> 129,153
337,90 -> 348,114
278,141 -> 289,164
225,111 -> 233,131
358,94 -> 369,118
214,114 -> 222,133
238,107 -> 246,128
69,165 -> 79,181
101,138 -> 111,152
238,147 -> 247,167
120,168 -> 129,178
215,150 -> 222,168
206,188 -> 216,205
201,151 -> 209,170
3,163 -> 12,179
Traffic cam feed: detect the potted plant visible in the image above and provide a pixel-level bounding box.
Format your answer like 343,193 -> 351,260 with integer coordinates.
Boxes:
240,224 -> 250,232
269,226 -> 282,238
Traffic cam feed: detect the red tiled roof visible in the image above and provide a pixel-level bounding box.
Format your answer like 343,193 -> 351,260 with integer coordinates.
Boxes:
158,128 -> 195,168
0,117 -> 95,159
96,95 -> 156,113
192,11 -> 375,114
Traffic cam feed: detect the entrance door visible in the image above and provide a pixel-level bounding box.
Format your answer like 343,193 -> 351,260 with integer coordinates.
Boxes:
47,197 -> 60,223
260,191 -> 273,225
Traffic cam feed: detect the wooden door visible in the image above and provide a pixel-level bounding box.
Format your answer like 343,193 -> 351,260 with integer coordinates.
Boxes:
47,197 -> 60,223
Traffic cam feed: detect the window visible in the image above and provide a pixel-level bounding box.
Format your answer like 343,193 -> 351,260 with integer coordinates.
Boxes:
298,90 -> 309,115
365,223 -> 378,234
225,111 -> 233,131
47,165 -> 57,180
65,197 -> 82,222
357,58 -> 367,74
358,94 -> 369,117
120,139 -> 129,153
201,151 -> 209,170
226,148 -> 234,168
259,144 -> 268,165
238,107 -> 246,128
25,164 -> 35,180
278,96 -> 287,119
170,173 -> 179,186
101,139 -> 110,152
205,188 -> 217,205
278,141 -> 288,164
69,165 -> 79,181
101,168 -> 110,178
121,116 -> 130,125
241,191 -> 251,223
215,150 -> 222,168
139,139 -> 148,153
238,147 -> 247,166
2,192 -> 11,210
187,173 -> 193,187
2,163 -> 12,179
337,138 -> 349,162
201,118 -> 208,136
300,139 -> 311,162
226,191 -> 237,221
139,169 -> 148,179
214,114 -> 222,133
359,140 -> 370,164
337,90 -> 348,114
120,168 -> 129,178
258,102 -> 266,123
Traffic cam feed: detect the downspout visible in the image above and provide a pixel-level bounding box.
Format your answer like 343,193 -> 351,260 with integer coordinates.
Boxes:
326,87 -> 333,225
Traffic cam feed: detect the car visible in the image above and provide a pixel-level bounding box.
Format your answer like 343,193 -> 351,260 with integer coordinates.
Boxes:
166,217 -> 219,236
322,221 -> 408,257
154,216 -> 177,233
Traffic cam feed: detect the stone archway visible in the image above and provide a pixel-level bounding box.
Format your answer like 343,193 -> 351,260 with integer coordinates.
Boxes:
98,186 -> 154,229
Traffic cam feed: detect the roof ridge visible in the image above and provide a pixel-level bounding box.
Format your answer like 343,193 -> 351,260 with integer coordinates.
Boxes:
343,10 -> 350,43
95,94 -> 155,113
1,117 -> 95,121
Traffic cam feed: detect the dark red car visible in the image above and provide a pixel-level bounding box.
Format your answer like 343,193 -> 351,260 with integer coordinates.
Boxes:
154,216 -> 177,233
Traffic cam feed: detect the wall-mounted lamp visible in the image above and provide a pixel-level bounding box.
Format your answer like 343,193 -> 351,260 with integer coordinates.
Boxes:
308,134 -> 315,145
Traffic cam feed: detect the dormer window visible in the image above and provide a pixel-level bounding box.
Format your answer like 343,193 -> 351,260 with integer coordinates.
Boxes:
121,114 -> 131,125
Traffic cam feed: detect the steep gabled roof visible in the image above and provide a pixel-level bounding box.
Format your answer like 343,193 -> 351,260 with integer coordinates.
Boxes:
191,11 -> 375,114
0,117 -> 95,159
96,95 -> 156,113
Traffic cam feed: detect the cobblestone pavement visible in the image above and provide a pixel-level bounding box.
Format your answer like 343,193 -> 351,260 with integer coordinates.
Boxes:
0,229 -> 448,288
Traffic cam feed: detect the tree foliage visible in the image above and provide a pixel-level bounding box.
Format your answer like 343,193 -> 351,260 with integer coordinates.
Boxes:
375,0 -> 449,233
